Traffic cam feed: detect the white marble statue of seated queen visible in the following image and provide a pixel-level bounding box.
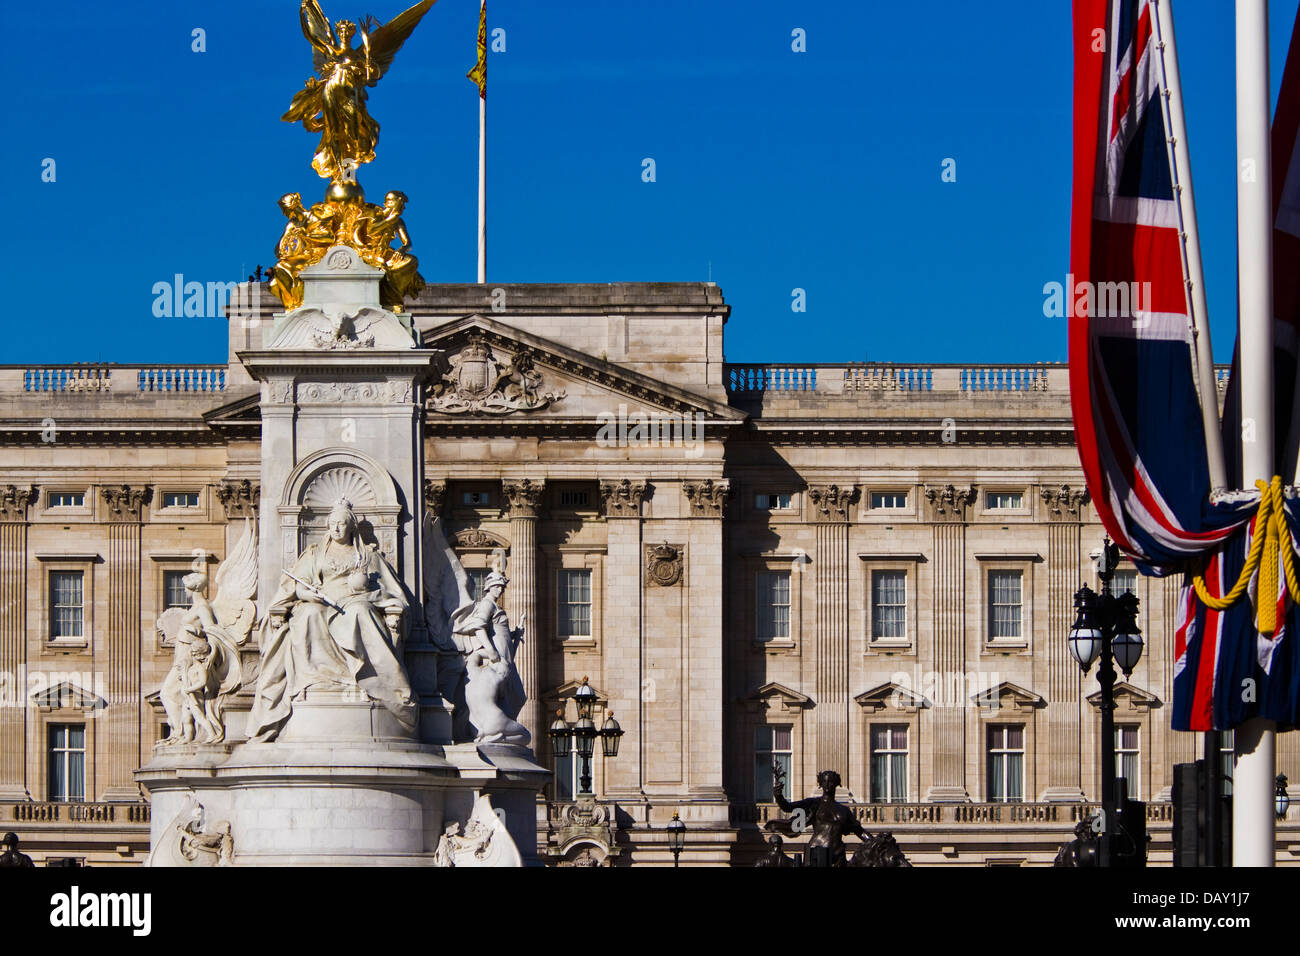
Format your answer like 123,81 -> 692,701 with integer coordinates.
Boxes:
248,497 -> 416,741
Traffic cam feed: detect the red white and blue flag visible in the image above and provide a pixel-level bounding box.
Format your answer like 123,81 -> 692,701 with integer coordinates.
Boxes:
1071,0 -> 1300,730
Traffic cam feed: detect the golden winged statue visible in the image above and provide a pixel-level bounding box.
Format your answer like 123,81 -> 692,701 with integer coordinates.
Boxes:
283,0 -> 438,187
271,0 -> 435,312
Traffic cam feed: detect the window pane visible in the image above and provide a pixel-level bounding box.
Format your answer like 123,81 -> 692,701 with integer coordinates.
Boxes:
754,726 -> 771,751
466,569 -> 489,603
1113,569 -> 1138,597
989,571 -> 1023,639
870,755 -> 887,802
1006,725 -> 1023,749
771,726 -> 791,751
164,571 -> 189,608
51,572 -> 84,638
872,570 -> 907,639
890,754 -> 907,802
1006,753 -> 1024,801
558,570 -> 592,638
757,572 -> 791,641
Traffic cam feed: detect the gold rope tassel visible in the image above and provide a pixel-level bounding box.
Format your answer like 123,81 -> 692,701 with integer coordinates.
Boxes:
1191,476 -> 1300,634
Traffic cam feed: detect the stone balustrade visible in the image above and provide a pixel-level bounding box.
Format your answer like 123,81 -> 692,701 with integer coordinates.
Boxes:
1,364 -> 227,394
6,801 -> 151,824
727,800 -> 1172,827
725,363 -> 1236,398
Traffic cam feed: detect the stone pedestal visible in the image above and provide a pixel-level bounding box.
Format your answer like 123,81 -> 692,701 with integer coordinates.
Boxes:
136,247 -> 547,864
137,699 -> 548,866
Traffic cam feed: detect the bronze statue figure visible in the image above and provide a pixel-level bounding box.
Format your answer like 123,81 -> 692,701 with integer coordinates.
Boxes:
769,763 -> 913,868
0,832 -> 35,868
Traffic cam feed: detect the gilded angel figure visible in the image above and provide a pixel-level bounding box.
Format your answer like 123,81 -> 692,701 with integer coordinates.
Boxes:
282,0 -> 438,184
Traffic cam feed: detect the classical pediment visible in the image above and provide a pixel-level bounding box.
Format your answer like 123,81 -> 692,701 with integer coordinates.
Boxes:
741,682 -> 813,712
1086,682 -> 1162,712
422,315 -> 747,425
854,682 -> 930,712
31,681 -> 106,713
972,681 -> 1044,712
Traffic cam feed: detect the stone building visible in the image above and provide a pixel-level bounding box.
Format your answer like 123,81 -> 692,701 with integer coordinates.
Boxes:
0,280 -> 1295,865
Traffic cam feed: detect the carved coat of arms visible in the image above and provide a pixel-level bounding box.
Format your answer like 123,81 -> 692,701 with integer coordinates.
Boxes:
428,334 -> 565,415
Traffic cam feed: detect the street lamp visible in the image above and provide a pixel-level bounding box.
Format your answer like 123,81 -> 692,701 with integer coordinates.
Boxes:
1276,774 -> 1290,820
667,811 -> 687,867
546,676 -> 624,798
1068,538 -> 1144,867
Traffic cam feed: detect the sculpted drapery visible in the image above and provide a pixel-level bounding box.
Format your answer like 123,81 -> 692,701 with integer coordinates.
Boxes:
248,499 -> 416,741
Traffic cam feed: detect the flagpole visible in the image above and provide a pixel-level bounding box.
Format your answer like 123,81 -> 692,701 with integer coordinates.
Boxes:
1233,0 -> 1277,867
477,86 -> 486,284
1152,0 -> 1228,492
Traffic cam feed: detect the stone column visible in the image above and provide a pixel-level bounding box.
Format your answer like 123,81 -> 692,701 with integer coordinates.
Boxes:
0,486 -> 35,799
1041,485 -> 1089,801
924,484 -> 975,802
599,479 -> 646,797
503,479 -> 544,747
102,484 -> 151,802
681,479 -> 729,801
808,485 -> 856,782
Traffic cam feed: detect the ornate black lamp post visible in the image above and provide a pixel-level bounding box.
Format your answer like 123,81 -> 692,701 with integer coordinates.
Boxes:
667,812 -> 687,867
1276,774 -> 1290,820
547,676 -> 623,797
1069,538 -> 1143,867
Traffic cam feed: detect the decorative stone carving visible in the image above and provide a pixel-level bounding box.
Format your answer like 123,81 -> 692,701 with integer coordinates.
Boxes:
101,484 -> 152,521
807,484 -> 857,522
156,519 -> 257,746
147,795 -> 234,867
0,485 -> 36,522
453,528 -> 509,551
646,542 -> 683,588
548,797 -> 618,867
434,794 -> 523,867
216,479 -> 260,519
924,484 -> 977,523
263,379 -> 296,405
503,479 -> 545,518
684,478 -> 730,517
599,479 -> 646,518
427,334 -> 565,415
424,479 -> 447,518
297,381 -> 412,404
1040,484 -> 1090,522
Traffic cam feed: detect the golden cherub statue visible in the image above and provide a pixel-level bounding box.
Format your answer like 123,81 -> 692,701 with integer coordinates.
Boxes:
283,0 -> 437,189
271,0 -> 434,312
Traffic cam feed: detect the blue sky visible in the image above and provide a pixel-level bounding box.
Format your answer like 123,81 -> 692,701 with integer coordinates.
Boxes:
2,0 -> 1298,365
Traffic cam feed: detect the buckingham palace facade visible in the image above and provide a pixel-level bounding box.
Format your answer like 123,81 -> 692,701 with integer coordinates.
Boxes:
1,279 -> 1296,866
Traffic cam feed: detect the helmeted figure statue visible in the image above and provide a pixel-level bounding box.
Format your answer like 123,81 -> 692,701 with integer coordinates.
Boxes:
449,568 -> 529,745
0,832 -> 34,868
248,497 -> 415,741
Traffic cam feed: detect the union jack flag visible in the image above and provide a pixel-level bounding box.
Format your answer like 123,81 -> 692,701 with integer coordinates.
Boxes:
1071,0 -> 1300,730
1070,0 -> 1247,573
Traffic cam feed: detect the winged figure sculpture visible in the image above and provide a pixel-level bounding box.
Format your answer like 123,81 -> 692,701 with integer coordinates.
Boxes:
283,0 -> 438,183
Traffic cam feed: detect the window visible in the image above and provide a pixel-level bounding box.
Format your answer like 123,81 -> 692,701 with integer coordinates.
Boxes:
987,491 -> 1024,509
1116,724 -> 1140,796
756,572 -> 791,641
987,725 -> 1025,802
871,571 -> 907,640
1112,569 -> 1138,597
1218,730 -> 1234,797
558,490 -> 589,507
50,572 -> 84,639
49,492 -> 83,508
870,725 -> 908,802
554,746 -> 585,800
558,570 -> 592,638
754,725 -> 792,801
164,570 -> 190,609
466,569 -> 490,603
162,492 -> 199,508
48,724 -> 85,802
755,493 -> 794,511
870,492 -> 907,510
462,490 -> 492,506
988,570 -> 1023,640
